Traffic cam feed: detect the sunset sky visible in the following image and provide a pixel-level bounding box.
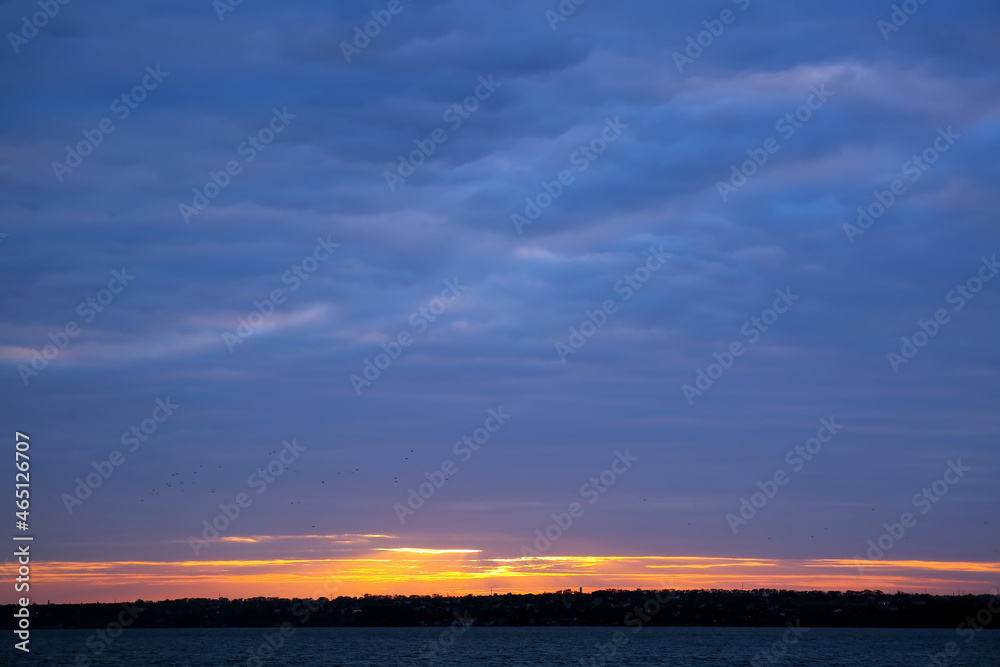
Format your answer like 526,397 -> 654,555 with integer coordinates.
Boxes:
2,1 -> 999,604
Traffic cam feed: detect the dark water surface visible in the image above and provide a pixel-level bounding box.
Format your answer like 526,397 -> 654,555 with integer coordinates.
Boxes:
4,626 -> 999,666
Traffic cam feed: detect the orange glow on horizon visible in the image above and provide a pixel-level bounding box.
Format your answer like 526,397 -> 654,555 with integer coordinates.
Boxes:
218,533 -> 395,544
6,549 -> 999,604
376,548 -> 483,554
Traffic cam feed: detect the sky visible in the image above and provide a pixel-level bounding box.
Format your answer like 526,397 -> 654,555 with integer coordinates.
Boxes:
1,0 -> 999,603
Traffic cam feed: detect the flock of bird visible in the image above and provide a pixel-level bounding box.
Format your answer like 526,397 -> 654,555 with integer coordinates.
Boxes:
141,464 -> 222,501
136,447 -> 403,505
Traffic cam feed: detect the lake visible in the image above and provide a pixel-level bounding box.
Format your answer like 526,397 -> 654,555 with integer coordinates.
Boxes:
5,626 -> 998,666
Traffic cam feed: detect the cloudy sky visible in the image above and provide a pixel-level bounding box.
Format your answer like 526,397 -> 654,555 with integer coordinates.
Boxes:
1,0 -> 999,602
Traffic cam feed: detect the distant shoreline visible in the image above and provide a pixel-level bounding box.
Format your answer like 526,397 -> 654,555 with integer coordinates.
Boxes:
4,589 -> 998,631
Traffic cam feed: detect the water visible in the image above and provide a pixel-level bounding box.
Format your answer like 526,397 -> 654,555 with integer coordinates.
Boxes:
4,626 -> 999,666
